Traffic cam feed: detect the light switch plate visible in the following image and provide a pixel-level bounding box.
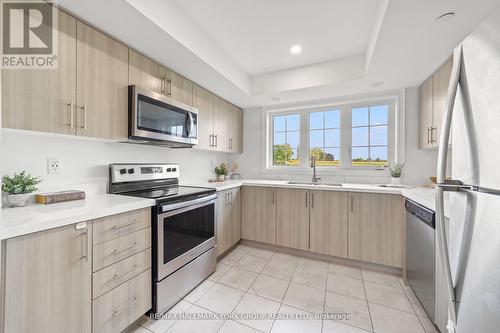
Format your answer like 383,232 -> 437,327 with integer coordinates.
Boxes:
47,157 -> 62,174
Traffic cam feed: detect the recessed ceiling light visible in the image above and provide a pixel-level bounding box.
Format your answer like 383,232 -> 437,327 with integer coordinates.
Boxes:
370,81 -> 384,88
290,45 -> 302,55
435,12 -> 455,23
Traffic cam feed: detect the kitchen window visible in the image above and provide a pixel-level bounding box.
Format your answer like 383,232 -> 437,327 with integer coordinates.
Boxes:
266,97 -> 398,172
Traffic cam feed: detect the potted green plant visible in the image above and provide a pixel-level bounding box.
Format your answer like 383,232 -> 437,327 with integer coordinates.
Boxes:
214,163 -> 228,182
2,171 -> 41,207
389,163 -> 404,185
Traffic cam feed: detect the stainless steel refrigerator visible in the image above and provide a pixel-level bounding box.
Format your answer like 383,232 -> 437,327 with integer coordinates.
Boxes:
436,5 -> 500,333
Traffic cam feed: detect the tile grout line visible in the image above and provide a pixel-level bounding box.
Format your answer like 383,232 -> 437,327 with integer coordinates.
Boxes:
399,278 -> 429,332
361,269 -> 376,332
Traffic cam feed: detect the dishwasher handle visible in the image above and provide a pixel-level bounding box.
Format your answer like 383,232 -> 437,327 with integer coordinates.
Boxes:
405,199 -> 435,229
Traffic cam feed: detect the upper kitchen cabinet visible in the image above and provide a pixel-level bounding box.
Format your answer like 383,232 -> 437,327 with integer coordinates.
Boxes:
128,49 -> 167,95
168,71 -> 193,106
419,57 -> 453,149
193,84 -> 215,149
213,96 -> 230,152
229,103 -> 243,153
1,11 -> 77,135
76,21 -> 128,140
348,192 -> 405,268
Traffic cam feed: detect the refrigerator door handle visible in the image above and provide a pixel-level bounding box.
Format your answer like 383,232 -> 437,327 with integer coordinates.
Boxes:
436,45 -> 464,333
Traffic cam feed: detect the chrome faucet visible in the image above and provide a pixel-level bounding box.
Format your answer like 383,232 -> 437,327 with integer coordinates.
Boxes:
311,156 -> 321,183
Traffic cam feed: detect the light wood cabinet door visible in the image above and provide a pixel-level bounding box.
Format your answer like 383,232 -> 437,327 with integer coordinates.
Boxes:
128,49 -> 168,94
3,222 -> 92,333
76,21 -> 128,139
213,96 -> 230,152
168,70 -> 193,106
242,186 -> 276,244
276,188 -> 310,250
348,193 -> 405,268
419,76 -> 434,149
228,187 -> 241,247
216,190 -> 229,256
2,10 -> 77,134
193,84 -> 215,149
229,103 -> 243,153
432,57 -> 453,147
310,191 -> 348,257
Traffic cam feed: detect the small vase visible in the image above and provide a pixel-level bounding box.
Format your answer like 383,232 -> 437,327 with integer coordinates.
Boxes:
6,193 -> 32,207
217,175 -> 225,182
391,177 -> 402,185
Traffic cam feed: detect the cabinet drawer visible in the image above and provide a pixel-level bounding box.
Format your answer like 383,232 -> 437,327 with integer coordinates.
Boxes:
93,228 -> 151,272
93,269 -> 151,333
93,208 -> 151,245
93,249 -> 151,299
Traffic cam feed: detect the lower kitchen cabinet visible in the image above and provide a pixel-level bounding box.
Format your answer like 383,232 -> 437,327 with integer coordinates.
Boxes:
309,191 -> 348,257
276,188 -> 310,250
241,186 -> 276,244
348,192 -> 405,268
2,221 -> 92,333
216,187 -> 241,256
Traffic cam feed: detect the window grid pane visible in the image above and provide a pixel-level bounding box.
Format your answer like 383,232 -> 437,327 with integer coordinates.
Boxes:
273,114 -> 301,166
351,105 -> 388,167
309,110 -> 341,167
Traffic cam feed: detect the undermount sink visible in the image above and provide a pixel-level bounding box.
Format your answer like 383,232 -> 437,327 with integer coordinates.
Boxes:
287,181 -> 342,187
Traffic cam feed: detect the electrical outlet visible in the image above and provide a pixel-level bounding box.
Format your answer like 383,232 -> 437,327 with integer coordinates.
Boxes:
47,158 -> 62,174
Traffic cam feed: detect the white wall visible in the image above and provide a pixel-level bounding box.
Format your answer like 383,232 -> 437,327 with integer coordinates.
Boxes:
1,130 -> 232,194
235,88 -> 439,186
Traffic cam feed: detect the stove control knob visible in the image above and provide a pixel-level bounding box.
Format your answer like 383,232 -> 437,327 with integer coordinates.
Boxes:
172,168 -> 177,172
166,168 -> 172,172
119,168 -> 126,175
127,168 -> 135,174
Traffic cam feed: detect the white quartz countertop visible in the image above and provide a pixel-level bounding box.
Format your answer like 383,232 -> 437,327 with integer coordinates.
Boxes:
0,194 -> 155,240
190,179 -> 450,217
189,179 -> 407,194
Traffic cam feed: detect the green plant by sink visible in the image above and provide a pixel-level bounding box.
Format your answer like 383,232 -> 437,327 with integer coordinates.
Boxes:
214,163 -> 228,181
389,163 -> 404,185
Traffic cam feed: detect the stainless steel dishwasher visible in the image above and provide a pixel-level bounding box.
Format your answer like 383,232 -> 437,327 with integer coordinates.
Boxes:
405,199 -> 435,320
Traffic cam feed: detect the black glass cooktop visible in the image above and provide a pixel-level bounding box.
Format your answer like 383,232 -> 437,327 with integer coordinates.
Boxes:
122,185 -> 215,204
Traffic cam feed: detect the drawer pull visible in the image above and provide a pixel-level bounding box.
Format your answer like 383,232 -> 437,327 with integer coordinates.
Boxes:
113,298 -> 138,317
112,220 -> 140,229
113,265 -> 139,280
112,242 -> 138,255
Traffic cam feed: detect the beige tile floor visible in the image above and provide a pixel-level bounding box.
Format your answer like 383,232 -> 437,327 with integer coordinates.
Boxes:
131,245 -> 438,333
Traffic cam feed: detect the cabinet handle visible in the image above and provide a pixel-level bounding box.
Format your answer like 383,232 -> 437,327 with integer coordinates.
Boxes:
305,192 -> 308,207
113,220 -> 140,229
112,242 -> 138,255
311,193 -> 314,209
113,264 -> 139,280
229,138 -> 232,150
272,189 -> 275,205
67,99 -> 74,129
161,77 -> 166,94
427,127 -> 431,144
230,192 -> 233,204
214,134 -> 218,148
225,192 -> 229,207
81,229 -> 88,262
113,297 -> 139,317
167,79 -> 172,96
209,135 -> 213,147
351,196 -> 354,212
79,104 -> 87,130
431,127 -> 437,143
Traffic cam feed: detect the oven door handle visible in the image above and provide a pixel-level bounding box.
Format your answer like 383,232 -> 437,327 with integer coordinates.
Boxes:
160,194 -> 217,214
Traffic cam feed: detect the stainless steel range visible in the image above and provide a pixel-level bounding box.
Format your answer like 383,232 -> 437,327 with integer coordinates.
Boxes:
109,163 -> 217,315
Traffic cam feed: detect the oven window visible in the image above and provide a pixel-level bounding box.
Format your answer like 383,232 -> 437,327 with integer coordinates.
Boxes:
162,203 -> 215,264
137,94 -> 189,137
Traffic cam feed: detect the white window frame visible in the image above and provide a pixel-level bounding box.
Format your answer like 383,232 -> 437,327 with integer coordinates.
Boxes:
262,90 -> 405,176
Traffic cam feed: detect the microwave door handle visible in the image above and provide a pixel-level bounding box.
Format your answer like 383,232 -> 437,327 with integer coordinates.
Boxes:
186,112 -> 195,138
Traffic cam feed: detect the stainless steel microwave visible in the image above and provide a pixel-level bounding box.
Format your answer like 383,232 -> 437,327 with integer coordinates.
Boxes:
128,85 -> 198,147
